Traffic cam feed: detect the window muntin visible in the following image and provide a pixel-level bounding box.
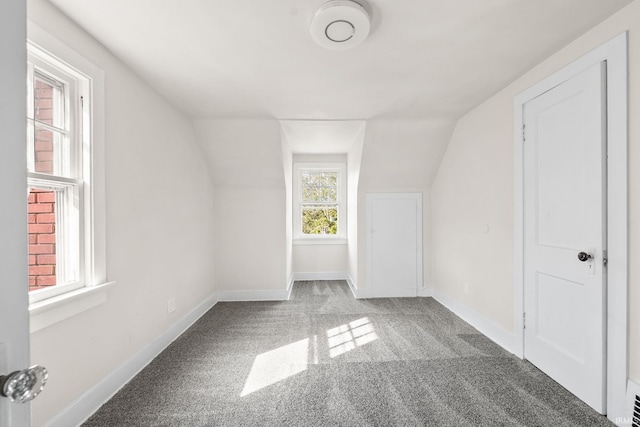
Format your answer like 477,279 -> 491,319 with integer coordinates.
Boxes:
294,164 -> 346,239
27,45 -> 88,303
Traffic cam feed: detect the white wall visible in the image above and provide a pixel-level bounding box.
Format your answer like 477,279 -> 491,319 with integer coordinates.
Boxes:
292,244 -> 348,275
347,130 -> 365,284
281,138 -> 293,285
194,119 -> 288,292
27,1 -> 217,425
214,187 -> 286,291
431,0 -> 640,384
431,107 -> 514,328
356,119 -> 454,292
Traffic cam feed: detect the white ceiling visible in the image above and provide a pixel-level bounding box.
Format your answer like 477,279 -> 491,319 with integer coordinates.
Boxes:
49,0 -> 630,121
280,120 -> 366,153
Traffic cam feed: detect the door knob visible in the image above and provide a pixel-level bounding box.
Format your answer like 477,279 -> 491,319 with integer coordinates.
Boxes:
0,365 -> 47,403
577,252 -> 593,262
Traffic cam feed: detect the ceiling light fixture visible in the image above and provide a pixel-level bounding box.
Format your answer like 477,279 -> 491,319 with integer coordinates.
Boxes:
310,0 -> 371,50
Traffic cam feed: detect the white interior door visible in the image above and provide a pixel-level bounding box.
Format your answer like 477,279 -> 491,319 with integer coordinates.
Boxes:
523,62 -> 606,413
0,2 -> 31,426
367,193 -> 422,298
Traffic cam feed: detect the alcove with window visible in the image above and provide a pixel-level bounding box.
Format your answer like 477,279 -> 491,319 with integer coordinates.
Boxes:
280,120 -> 365,285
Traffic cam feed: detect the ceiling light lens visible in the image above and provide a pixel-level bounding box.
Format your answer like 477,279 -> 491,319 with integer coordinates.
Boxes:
325,20 -> 355,42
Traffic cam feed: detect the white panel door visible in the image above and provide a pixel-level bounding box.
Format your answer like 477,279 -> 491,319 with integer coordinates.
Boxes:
523,62 -> 606,413
0,1 -> 31,426
368,194 -> 422,298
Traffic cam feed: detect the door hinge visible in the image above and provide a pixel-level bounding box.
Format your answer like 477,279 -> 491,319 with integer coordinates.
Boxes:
522,124 -> 526,142
603,249 -> 608,267
523,312 -> 526,329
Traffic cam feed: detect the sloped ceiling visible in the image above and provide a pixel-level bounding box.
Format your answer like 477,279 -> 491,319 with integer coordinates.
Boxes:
48,0 -> 631,121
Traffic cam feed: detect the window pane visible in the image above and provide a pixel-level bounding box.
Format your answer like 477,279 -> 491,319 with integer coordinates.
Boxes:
302,205 -> 338,235
34,76 -> 64,129
31,124 -> 69,176
28,188 -> 57,291
28,184 -> 80,292
301,171 -> 337,203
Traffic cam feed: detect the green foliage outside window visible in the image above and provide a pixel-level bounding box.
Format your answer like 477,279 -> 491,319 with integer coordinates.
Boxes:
301,170 -> 338,235
302,207 -> 338,234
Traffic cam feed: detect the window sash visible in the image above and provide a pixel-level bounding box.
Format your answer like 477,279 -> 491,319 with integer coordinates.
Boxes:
28,176 -> 85,303
301,204 -> 339,235
32,71 -> 66,131
293,163 -> 346,239
27,57 -> 81,180
301,170 -> 338,203
27,44 -> 89,304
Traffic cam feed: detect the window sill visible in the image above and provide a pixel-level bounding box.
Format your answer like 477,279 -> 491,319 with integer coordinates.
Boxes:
293,238 -> 348,245
29,281 -> 116,333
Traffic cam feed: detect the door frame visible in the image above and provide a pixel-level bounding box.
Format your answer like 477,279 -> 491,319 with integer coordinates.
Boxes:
513,32 -> 628,421
366,193 -> 423,298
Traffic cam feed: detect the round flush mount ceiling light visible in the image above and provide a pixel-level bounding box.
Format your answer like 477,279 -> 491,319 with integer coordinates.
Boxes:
310,0 -> 371,50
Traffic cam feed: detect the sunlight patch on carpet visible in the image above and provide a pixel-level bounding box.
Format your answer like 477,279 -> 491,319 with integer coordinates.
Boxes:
327,317 -> 378,358
241,338 -> 309,397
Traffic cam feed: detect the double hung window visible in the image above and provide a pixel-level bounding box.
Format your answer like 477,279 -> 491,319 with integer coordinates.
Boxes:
294,163 -> 346,240
27,39 -> 102,304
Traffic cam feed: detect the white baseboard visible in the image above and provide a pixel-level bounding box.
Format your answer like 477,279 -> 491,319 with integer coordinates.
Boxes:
347,285 -> 429,299
286,275 -> 295,300
417,286 -> 433,297
345,275 -> 371,299
432,289 -> 517,355
346,275 -> 358,298
292,271 -> 348,281
216,288 -> 290,301
292,272 -> 373,298
45,292 -> 219,427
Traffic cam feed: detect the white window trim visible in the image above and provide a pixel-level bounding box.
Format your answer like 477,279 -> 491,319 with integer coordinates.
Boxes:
27,56 -> 85,300
293,162 -> 347,241
27,22 -> 111,329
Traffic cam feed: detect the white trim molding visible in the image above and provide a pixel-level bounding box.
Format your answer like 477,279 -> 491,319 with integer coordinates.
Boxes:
433,289 -> 517,355
217,275 -> 350,302
417,286 -> 433,297
216,288 -> 291,302
513,32 -> 628,422
346,275 -> 371,299
45,293 -> 219,427
293,238 -> 348,246
293,162 -> 347,240
346,274 -> 358,298
287,274 -> 295,299
30,281 -> 115,333
292,271 -> 348,282
27,22 -> 108,304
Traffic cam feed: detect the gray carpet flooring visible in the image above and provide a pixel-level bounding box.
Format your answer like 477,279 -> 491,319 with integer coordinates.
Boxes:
83,280 -> 613,426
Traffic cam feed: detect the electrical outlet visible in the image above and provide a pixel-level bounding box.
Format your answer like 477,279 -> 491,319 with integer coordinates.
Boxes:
167,298 -> 176,314
464,283 -> 469,295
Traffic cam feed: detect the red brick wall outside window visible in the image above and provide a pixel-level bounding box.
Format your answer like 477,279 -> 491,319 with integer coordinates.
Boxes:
28,189 -> 57,291
29,81 -> 57,292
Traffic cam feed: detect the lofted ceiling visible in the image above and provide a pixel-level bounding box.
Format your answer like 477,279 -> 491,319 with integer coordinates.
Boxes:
48,0 -> 631,121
